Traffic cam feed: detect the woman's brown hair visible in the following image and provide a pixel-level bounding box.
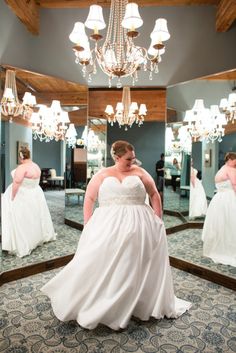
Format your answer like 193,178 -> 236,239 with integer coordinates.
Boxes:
110,140 -> 134,160
224,152 -> 236,162
19,147 -> 31,160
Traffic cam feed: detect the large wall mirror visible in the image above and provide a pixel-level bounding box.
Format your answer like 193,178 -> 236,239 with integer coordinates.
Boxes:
0,65 -> 88,283
166,69 -> 236,289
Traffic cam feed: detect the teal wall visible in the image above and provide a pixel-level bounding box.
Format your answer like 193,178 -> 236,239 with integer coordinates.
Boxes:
107,121 -> 165,180
33,139 -> 63,176
4,122 -> 32,188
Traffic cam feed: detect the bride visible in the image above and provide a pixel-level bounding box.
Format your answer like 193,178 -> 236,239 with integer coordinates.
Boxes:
41,140 -> 191,330
2,147 -> 56,257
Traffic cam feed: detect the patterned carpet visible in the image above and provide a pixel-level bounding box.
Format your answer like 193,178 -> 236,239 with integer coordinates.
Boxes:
167,229 -> 236,279
1,267 -> 236,353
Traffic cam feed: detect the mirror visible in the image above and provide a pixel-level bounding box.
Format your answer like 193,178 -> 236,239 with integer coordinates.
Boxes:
0,65 -> 88,280
166,69 -> 236,288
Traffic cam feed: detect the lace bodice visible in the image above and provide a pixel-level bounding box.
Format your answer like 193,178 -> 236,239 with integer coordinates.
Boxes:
216,179 -> 234,192
98,176 -> 146,206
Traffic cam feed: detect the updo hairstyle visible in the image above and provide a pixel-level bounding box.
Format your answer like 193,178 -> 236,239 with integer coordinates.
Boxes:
110,140 -> 134,161
224,152 -> 236,162
19,147 -> 31,160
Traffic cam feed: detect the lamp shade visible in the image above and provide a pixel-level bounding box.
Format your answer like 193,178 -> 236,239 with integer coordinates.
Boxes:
69,22 -> 88,44
85,5 -> 106,30
219,98 -> 228,109
122,3 -> 143,29
51,100 -> 62,113
148,40 -> 165,56
139,104 -> 147,114
105,105 -> 114,115
66,123 -> 77,138
184,110 -> 194,122
228,92 -> 236,106
130,102 -> 138,111
3,87 -> 15,99
151,18 -> 170,42
192,99 -> 205,112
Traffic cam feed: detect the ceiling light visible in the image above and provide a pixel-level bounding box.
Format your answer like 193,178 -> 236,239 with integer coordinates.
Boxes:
69,0 -> 170,88
105,86 -> 147,130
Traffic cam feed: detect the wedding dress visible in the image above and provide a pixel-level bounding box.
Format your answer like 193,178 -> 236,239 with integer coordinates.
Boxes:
42,176 -> 191,330
202,180 -> 236,266
2,170 -> 56,257
189,168 -> 208,219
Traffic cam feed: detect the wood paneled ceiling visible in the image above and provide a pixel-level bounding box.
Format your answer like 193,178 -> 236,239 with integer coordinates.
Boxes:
1,64 -> 88,126
5,0 -> 236,35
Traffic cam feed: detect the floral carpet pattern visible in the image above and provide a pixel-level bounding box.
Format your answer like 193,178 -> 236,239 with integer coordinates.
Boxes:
167,229 -> 236,279
0,268 -> 236,352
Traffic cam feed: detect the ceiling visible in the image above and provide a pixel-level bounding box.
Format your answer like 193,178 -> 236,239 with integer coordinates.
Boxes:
5,0 -> 236,35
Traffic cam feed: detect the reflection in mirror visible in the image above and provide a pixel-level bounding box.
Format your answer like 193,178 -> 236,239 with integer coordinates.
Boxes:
65,124 -> 88,227
0,65 -> 88,279
164,123 -> 191,216
64,117 -> 107,227
166,69 -> 236,286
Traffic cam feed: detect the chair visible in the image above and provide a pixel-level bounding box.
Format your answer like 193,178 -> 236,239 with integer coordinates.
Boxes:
47,169 -> 64,189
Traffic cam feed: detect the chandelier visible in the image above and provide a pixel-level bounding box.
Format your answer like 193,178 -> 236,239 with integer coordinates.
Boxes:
30,100 -> 77,147
69,0 -> 170,88
1,69 -> 37,121
104,86 -> 147,130
165,125 -> 191,154
184,99 -> 227,143
219,92 -> 236,123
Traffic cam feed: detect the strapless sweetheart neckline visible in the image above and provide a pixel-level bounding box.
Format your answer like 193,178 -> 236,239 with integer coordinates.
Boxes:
102,175 -> 140,185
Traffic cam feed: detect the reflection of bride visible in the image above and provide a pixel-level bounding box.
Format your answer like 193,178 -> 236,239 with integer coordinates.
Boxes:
2,148 -> 56,258
202,152 -> 236,266
189,162 -> 207,219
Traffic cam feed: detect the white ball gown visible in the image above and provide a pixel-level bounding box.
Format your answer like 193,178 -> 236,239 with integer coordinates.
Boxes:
189,168 -> 208,219
41,175 -> 191,330
202,180 -> 236,266
2,170 -> 56,257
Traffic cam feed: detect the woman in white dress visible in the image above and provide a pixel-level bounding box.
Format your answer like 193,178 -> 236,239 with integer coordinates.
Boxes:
189,160 -> 207,219
41,140 -> 191,330
202,152 -> 236,266
2,147 -> 56,257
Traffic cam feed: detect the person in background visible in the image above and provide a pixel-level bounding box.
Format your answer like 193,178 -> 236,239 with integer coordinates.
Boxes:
41,140 -> 191,330
2,147 -> 56,257
171,158 -> 181,192
189,159 -> 208,219
156,153 -> 165,203
202,152 -> 236,266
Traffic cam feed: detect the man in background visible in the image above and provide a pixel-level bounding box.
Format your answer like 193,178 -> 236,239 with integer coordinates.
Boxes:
156,153 -> 165,204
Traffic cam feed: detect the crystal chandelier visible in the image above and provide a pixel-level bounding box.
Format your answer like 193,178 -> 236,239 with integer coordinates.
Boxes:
184,99 -> 227,143
219,92 -> 236,123
69,1 -> 170,88
104,86 -> 147,130
165,125 -> 191,154
30,100 -> 77,147
0,69 -> 37,121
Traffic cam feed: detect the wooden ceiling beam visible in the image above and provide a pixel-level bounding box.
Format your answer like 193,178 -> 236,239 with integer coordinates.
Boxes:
89,88 -> 166,122
5,0 -> 39,35
216,0 -> 236,32
26,91 -> 88,105
39,0 -> 219,8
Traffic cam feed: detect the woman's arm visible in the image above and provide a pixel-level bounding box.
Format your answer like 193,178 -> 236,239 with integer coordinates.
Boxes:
141,169 -> 162,218
190,167 -> 196,187
12,166 -> 25,200
83,172 -> 103,224
227,167 -> 236,192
